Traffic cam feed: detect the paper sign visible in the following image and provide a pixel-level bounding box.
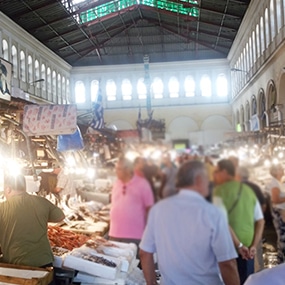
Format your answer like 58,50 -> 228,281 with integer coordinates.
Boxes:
23,104 -> 77,136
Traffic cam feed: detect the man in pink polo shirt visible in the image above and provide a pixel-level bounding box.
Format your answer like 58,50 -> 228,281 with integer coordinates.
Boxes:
109,155 -> 154,252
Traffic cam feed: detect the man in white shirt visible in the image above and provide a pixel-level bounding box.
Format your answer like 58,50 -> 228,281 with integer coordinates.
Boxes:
139,160 -> 240,285
244,263 -> 285,285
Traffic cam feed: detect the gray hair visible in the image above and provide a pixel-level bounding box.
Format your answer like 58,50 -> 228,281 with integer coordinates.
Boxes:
176,160 -> 206,188
236,166 -> 250,180
270,163 -> 283,177
117,154 -> 134,171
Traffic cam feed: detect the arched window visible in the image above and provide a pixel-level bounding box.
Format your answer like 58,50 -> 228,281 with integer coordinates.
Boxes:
268,80 -> 277,110
106,79 -> 116,101
41,64 -> 46,90
2,40 -> 8,60
200,75 -> 212,97
35,60 -> 40,81
216,74 -> 228,97
47,67 -> 51,94
246,101 -> 250,120
240,105 -> 245,131
137,78 -> 147,99
236,110 -> 240,131
260,16 -> 265,53
20,51 -> 26,81
75,80 -> 86,103
168,76 -> 179,98
277,0 -> 282,31
91,80 -> 99,102
252,95 -> 257,115
256,24 -> 260,58
151,77 -> 163,99
66,79 -> 70,103
52,70 -> 56,102
11,45 -> 18,78
57,74 -> 61,103
270,0 -> 276,40
242,48 -> 247,83
252,31 -> 256,63
62,76 -> 66,104
265,8 -> 270,47
27,56 -> 33,83
121,78 -> 132,100
184,75 -> 195,97
245,43 -> 250,72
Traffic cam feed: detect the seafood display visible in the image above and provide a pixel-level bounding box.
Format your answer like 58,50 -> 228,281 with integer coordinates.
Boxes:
48,225 -> 89,250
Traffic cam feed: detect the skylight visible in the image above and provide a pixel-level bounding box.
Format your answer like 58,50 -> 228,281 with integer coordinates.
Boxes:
62,0 -> 199,24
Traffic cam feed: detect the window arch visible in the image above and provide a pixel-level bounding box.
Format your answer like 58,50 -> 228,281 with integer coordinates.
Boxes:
66,79 -> 70,103
248,39 -> 253,69
184,75 -> 195,97
57,74 -> 61,103
268,80 -> 277,110
240,105 -> 245,131
20,51 -> 26,81
91,80 -> 99,102
168,76 -> 179,98
216,74 -> 228,97
259,88 -> 267,128
2,40 -> 9,60
151,77 -> 163,99
75,80 -> 86,103
236,110 -> 241,131
52,70 -> 56,102
35,60 -> 40,81
27,55 -> 33,83
121,78 -> 132,100
256,24 -> 260,58
245,101 -> 250,120
11,45 -> 18,78
260,16 -> 265,53
252,31 -> 256,63
270,0 -> 276,40
47,67 -> 51,94
137,78 -> 147,99
277,0 -> 282,31
251,95 -> 257,115
245,43 -> 250,72
200,75 -> 212,97
106,79 -> 116,101
41,64 -> 46,90
62,76 -> 66,104
265,8 -> 270,47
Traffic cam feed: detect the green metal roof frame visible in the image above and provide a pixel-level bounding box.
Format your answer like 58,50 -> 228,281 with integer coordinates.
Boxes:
78,0 -> 199,24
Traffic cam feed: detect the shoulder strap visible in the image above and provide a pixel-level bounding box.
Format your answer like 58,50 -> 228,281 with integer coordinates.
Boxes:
228,182 -> 243,214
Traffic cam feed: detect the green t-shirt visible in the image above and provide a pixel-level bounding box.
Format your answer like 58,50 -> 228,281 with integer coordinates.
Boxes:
214,180 -> 257,247
0,192 -> 64,267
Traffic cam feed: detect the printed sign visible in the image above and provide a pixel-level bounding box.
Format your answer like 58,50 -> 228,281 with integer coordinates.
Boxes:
23,104 -> 77,136
0,58 -> 12,101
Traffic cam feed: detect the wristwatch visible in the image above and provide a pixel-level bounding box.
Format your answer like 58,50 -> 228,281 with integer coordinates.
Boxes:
237,242 -> 243,249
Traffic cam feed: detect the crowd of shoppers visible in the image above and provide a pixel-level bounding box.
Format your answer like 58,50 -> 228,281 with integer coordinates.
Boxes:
0,147 -> 281,285
106,151 -> 271,285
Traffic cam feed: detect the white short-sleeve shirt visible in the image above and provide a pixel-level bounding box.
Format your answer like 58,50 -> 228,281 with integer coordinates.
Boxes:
265,177 -> 285,209
244,263 -> 285,285
139,190 -> 237,285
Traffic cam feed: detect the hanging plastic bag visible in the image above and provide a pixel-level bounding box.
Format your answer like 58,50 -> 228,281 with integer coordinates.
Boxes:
57,126 -> 84,152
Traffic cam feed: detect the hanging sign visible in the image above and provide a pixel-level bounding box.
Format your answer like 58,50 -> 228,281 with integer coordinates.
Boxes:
0,58 -> 12,101
23,104 -> 77,136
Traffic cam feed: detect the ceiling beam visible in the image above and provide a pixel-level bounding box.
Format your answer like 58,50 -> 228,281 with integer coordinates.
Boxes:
20,0 -> 81,57
13,0 -> 56,19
